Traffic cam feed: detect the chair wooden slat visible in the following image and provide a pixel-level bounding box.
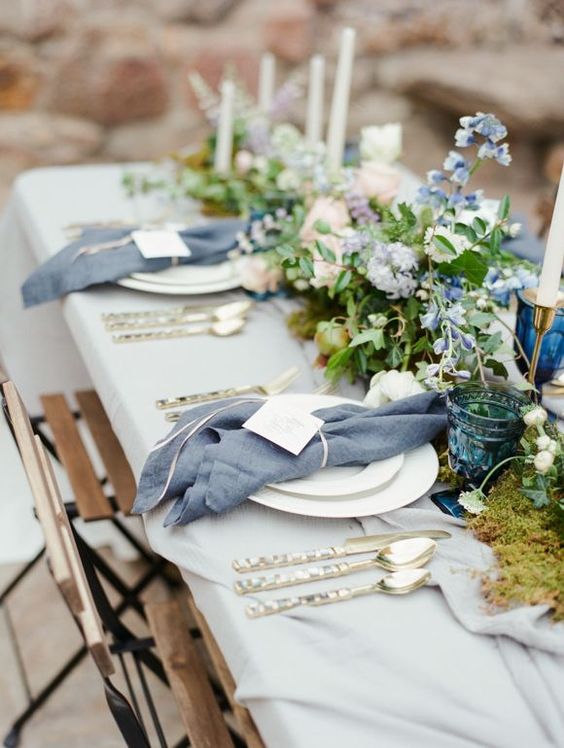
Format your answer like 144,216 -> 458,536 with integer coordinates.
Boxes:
75,390 -> 136,514
41,393 -> 113,521
145,600 -> 235,748
186,594 -> 265,748
2,382 -> 80,611
35,435 -> 115,679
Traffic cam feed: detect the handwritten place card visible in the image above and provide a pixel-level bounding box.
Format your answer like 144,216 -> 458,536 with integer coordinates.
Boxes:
243,399 -> 324,455
132,230 -> 191,260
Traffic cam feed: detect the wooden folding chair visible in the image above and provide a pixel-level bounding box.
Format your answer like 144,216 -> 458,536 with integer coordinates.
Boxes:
4,379 -> 263,748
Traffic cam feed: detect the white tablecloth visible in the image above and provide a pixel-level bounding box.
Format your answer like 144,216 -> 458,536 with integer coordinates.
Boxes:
1,164 -> 562,747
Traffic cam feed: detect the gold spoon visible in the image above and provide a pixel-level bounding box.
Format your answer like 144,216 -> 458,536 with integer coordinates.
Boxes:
112,317 -> 245,343
104,299 -> 252,331
235,538 -> 436,595
246,568 -> 431,618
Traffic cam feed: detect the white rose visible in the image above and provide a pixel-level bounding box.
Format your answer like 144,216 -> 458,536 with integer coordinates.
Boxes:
536,434 -> 551,451
360,123 -> 402,164
534,450 -> 554,474
547,439 -> 558,455
523,406 -> 548,427
364,370 -> 425,408
508,222 -> 522,238
276,168 -> 300,192
424,225 -> 471,263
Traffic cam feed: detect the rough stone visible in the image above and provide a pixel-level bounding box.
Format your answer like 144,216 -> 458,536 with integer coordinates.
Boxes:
0,112 -> 103,164
105,110 -> 205,161
0,42 -> 40,110
148,0 -> 238,24
263,0 -> 314,63
0,0 -> 71,41
376,46 -> 564,138
348,89 -> 412,134
48,23 -> 169,126
184,45 -> 260,105
544,142 -> 564,183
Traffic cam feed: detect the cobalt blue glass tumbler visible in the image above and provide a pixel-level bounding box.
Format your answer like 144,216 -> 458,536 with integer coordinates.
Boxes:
515,289 -> 564,385
446,382 -> 529,487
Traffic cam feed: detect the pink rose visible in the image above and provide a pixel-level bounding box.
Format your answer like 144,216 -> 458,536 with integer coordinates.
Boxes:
310,234 -> 343,289
235,150 -> 253,175
353,163 -> 402,205
239,255 -> 282,294
300,197 -> 350,243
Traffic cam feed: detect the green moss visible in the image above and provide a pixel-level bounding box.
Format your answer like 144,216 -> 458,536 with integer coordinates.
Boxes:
467,471 -> 564,621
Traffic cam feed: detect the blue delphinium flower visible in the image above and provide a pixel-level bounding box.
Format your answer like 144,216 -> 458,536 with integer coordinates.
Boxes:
416,185 -> 447,210
443,151 -> 467,171
484,266 -> 538,306
426,169 -> 445,185
454,128 -> 475,147
420,301 -> 440,331
478,141 -> 511,166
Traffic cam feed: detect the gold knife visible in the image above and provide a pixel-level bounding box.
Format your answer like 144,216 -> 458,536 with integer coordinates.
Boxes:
232,530 -> 451,573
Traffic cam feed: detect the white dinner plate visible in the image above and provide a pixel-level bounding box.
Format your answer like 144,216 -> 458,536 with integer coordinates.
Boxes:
263,392 -> 404,497
116,260 -> 242,295
130,261 -> 237,286
249,442 -> 438,518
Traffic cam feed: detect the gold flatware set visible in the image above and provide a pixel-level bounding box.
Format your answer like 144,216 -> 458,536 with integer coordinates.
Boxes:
103,299 -> 253,344
234,530 -> 450,618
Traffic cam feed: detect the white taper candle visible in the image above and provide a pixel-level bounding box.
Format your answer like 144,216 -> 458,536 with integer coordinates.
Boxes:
214,80 -> 235,174
305,54 -> 325,146
326,27 -> 356,172
258,52 -> 276,115
537,164 -> 564,307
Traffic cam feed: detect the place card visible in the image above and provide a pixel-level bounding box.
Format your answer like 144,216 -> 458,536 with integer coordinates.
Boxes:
132,230 -> 191,260
243,400 -> 324,456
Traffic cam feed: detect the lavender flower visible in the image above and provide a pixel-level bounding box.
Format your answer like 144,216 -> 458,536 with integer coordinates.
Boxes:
345,190 -> 380,225
366,242 -> 418,299
454,128 -> 475,147
269,79 -> 302,121
427,170 -> 445,185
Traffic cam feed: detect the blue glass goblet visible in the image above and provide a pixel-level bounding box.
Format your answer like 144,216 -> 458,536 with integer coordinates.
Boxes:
446,382 -> 529,489
514,289 -> 564,386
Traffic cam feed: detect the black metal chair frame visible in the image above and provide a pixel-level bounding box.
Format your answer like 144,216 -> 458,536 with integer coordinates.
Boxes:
0,399 -> 186,748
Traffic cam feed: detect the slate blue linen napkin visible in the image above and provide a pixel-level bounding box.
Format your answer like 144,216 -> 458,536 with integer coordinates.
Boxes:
133,392 -> 447,526
21,218 -> 246,307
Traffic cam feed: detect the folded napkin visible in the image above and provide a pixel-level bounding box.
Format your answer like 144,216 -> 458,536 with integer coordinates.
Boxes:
133,391 -> 446,526
22,219 -> 246,307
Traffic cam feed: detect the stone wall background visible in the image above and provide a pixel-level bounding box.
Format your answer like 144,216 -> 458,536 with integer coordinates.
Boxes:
1,0 -> 563,222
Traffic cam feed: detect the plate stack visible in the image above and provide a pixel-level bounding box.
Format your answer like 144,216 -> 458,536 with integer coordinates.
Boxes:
117,260 -> 241,295
250,394 -> 439,518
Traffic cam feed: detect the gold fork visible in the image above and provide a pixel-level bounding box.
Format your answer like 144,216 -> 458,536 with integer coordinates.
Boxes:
156,366 -> 301,410
163,379 -> 336,422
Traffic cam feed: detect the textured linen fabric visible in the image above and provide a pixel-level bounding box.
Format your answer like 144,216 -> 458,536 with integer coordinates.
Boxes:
8,164 -> 563,748
21,218 -> 246,306
133,392 -> 447,525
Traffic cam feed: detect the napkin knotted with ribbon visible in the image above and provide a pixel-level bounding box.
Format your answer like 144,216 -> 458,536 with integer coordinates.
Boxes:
21,219 -> 246,307
133,391 -> 446,526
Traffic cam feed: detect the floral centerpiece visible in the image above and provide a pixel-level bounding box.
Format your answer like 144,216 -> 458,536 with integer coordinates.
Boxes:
233,112 -> 538,392
123,75 -> 563,615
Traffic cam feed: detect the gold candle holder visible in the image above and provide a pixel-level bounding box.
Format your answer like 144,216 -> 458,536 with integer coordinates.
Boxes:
523,288 -> 561,389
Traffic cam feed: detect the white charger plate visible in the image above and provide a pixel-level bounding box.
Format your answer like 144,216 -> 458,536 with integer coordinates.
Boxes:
261,393 -> 404,499
250,442 -> 438,518
116,260 -> 241,295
